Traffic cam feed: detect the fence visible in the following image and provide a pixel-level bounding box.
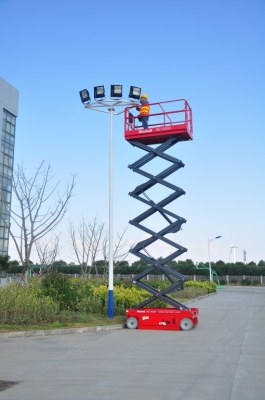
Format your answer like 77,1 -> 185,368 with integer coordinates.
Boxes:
116,274 -> 265,285
1,274 -> 265,287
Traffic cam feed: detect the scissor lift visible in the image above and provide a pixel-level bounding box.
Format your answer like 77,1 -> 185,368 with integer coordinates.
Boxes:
124,99 -> 198,331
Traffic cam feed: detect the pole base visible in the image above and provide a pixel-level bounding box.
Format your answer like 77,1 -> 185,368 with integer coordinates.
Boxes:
107,289 -> 114,319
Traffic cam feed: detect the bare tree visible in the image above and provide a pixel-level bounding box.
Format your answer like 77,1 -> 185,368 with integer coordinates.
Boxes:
69,219 -> 129,277
102,228 -> 130,277
68,218 -> 105,277
35,235 -> 60,275
89,220 -> 105,276
69,218 -> 92,276
9,161 -> 75,280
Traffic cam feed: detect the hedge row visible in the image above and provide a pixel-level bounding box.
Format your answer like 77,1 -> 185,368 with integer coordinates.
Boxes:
0,275 -> 216,325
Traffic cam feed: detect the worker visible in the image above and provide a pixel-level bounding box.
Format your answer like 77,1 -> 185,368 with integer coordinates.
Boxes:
136,93 -> 150,129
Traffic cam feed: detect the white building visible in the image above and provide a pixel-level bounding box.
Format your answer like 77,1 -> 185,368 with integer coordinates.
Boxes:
0,78 -> 19,256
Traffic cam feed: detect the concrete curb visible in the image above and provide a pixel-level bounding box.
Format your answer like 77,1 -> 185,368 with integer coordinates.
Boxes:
0,324 -> 125,339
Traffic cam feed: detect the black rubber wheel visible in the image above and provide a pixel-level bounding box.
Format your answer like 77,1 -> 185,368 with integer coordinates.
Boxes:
180,318 -> 193,331
126,317 -> 138,329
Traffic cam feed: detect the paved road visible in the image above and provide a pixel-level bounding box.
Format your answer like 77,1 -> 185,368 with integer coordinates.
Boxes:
0,286 -> 265,400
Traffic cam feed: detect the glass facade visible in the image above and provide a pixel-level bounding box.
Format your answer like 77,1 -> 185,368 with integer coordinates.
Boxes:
0,109 -> 16,255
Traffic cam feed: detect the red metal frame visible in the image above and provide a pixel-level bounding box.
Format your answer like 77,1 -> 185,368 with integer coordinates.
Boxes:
124,99 -> 193,145
126,307 -> 199,331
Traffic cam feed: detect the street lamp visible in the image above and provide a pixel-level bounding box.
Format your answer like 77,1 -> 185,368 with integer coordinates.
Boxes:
110,85 -> 123,98
79,85 -> 141,318
79,89 -> 91,104
129,86 -> 142,100
208,235 -> 222,281
94,85 -> 105,100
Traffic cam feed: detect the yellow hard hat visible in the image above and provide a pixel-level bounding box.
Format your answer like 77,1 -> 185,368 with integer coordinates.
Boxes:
141,93 -> 148,99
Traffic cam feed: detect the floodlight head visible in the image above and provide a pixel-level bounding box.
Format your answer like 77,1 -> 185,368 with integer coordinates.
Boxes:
129,86 -> 142,100
111,85 -> 123,98
94,85 -> 105,100
79,89 -> 91,104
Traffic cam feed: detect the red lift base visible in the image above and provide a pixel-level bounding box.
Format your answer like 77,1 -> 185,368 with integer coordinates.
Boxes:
126,308 -> 199,331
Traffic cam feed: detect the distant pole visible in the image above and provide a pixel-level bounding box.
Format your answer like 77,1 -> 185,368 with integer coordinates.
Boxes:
208,239 -> 212,281
208,236 -> 222,281
233,246 -> 236,264
243,250 -> 247,264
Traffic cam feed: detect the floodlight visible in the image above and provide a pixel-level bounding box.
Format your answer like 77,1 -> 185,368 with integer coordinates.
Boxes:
110,85 -> 123,98
79,89 -> 91,104
94,85 -> 105,100
129,86 -> 142,100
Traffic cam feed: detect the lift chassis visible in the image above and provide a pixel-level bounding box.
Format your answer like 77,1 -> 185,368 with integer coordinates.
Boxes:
124,100 -> 199,331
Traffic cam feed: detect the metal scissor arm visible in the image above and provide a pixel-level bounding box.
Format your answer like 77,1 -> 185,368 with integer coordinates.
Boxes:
128,137 -> 185,167
128,137 -> 190,309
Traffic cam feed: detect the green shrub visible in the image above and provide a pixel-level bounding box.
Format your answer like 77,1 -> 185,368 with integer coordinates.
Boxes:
180,286 -> 206,299
0,285 -> 59,324
241,278 -> 251,286
76,296 -> 104,314
143,280 -> 169,291
184,280 -> 217,294
40,273 -> 94,311
89,284 -> 149,314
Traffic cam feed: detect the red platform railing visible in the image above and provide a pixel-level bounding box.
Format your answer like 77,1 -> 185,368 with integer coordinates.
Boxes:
124,99 -> 193,145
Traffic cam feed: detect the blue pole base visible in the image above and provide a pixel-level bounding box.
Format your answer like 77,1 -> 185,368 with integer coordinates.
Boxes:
108,289 -> 114,319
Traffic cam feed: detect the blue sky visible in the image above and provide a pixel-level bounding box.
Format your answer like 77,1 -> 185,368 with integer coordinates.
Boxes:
1,0 -> 265,264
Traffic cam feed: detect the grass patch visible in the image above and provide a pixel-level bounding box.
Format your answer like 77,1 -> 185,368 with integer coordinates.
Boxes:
0,313 -> 126,332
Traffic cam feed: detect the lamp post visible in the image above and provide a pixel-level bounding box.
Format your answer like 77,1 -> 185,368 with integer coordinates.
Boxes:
79,85 -> 141,318
208,235 -> 222,281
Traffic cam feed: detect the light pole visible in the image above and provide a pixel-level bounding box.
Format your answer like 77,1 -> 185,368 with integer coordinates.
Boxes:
208,235 -> 222,281
79,85 -> 141,318
108,105 -> 114,318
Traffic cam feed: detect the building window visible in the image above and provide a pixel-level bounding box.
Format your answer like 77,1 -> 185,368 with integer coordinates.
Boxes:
0,109 -> 16,255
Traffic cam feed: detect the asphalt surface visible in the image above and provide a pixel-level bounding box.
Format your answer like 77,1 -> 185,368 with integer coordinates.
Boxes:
0,286 -> 265,400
